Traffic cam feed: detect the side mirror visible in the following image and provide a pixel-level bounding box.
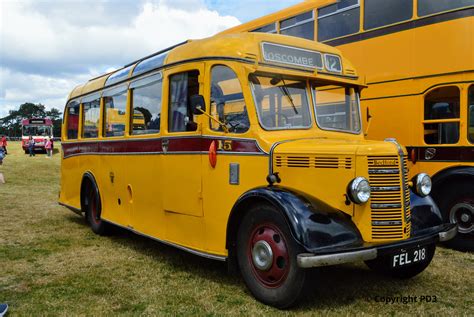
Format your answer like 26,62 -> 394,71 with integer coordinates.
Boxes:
190,95 -> 206,115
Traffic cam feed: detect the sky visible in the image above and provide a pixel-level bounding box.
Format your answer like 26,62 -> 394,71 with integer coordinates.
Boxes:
0,0 -> 301,117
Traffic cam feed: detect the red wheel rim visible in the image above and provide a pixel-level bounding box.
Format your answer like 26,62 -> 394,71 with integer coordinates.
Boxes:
247,223 -> 290,288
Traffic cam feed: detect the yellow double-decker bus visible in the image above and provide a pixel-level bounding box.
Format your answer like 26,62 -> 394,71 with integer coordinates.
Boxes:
222,0 -> 474,250
59,33 -> 456,307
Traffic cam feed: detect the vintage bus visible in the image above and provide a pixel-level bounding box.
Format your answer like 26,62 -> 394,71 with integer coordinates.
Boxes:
59,33 -> 456,307
221,0 -> 474,250
21,118 -> 54,153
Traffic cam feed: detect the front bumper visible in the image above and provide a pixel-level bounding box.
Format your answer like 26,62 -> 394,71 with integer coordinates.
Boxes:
297,223 -> 457,268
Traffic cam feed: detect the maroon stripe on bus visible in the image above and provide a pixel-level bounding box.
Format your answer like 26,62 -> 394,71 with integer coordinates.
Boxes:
407,146 -> 474,162
62,137 -> 264,158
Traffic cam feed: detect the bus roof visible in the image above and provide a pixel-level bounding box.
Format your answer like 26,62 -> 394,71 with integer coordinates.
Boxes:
68,32 -> 361,101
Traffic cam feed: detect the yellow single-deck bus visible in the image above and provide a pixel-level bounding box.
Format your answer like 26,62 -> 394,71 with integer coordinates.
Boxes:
59,33 -> 456,307
221,0 -> 474,250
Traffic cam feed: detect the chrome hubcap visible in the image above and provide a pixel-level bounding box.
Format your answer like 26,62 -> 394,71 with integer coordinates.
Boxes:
450,202 -> 474,234
252,240 -> 273,271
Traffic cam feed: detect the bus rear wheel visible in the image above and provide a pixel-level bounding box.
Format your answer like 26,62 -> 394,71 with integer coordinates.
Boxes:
236,203 -> 307,308
84,183 -> 110,235
437,181 -> 474,252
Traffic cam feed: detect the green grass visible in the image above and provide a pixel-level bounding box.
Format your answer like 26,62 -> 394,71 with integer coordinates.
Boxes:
0,141 -> 473,316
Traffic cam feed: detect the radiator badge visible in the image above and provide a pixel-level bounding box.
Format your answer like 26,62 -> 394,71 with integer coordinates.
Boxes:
373,159 -> 397,166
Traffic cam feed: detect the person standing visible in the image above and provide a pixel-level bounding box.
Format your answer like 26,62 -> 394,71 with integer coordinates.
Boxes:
45,137 -> 53,158
0,135 -> 7,155
28,136 -> 36,157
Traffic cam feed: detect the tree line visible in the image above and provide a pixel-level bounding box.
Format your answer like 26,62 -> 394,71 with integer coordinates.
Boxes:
0,103 -> 62,138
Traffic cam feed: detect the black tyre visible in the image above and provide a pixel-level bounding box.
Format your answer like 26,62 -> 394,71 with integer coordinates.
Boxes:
236,203 -> 307,308
84,182 -> 110,235
436,180 -> 474,251
365,244 -> 436,279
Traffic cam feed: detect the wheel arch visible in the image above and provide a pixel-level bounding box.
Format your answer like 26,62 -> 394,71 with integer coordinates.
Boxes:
225,186 -> 362,271
431,166 -> 474,200
80,171 -> 100,213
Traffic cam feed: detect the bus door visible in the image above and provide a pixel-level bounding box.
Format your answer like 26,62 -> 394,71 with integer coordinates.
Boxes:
162,65 -> 204,218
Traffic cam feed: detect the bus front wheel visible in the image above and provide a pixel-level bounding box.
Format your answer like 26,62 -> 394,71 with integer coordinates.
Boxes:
236,203 -> 307,308
438,180 -> 474,251
84,183 -> 110,236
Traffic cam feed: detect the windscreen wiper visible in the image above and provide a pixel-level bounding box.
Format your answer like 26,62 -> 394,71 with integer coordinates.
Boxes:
277,77 -> 298,114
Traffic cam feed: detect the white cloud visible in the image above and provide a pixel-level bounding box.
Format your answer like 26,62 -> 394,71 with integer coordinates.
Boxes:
0,0 -> 240,116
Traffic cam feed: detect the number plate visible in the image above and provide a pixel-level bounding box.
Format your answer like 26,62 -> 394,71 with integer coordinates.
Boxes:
391,247 -> 427,268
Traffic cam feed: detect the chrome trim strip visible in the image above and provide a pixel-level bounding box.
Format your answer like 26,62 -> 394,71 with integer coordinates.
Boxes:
385,138 -> 409,222
368,168 -> 400,174
317,1 -> 360,20
439,225 -> 458,242
103,219 -> 227,262
371,186 -> 400,192
63,151 -> 267,159
371,203 -> 402,209
297,248 -> 377,268
372,220 -> 402,226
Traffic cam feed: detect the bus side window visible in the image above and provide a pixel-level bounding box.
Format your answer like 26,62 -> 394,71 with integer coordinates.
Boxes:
424,86 -> 460,145
280,11 -> 314,41
130,73 -> 163,135
103,89 -> 127,137
364,0 -> 413,31
317,0 -> 360,42
66,100 -> 80,139
168,70 -> 199,132
210,65 -> 249,133
469,85 -> 474,143
82,98 -> 101,139
418,0 -> 474,17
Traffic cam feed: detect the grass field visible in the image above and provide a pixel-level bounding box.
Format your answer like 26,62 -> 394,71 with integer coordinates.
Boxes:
0,141 -> 473,316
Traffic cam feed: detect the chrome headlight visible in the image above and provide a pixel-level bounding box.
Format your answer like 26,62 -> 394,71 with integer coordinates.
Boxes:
414,173 -> 432,197
348,177 -> 371,204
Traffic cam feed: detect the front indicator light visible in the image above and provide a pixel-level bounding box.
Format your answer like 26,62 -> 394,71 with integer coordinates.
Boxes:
348,177 -> 371,204
413,173 -> 432,197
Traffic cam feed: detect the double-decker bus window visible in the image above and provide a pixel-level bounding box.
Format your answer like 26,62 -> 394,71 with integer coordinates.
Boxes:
82,98 -> 101,138
251,23 -> 277,34
313,85 -> 361,133
469,85 -> 474,143
280,11 -> 314,40
168,70 -> 199,132
250,75 -> 312,130
418,0 -> 474,17
210,66 -> 249,133
424,86 -> 460,144
66,101 -> 80,139
364,0 -> 413,31
103,89 -> 127,137
318,0 -> 360,42
131,74 -> 163,135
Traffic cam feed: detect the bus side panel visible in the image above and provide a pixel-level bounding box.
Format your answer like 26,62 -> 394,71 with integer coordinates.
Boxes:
97,154 -> 131,227
413,17 -> 474,79
128,154 -> 166,239
202,154 -> 268,256
59,155 -> 81,210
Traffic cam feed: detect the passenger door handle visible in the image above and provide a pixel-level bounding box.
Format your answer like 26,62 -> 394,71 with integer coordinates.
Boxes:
162,139 -> 169,153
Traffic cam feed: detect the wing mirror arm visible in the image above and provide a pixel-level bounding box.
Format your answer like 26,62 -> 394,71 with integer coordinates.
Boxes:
364,107 -> 372,137
190,94 -> 229,133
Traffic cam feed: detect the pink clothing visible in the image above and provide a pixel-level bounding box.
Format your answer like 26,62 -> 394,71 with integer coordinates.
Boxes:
45,140 -> 52,149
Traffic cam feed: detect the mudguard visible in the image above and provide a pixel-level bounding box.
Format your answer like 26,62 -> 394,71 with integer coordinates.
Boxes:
432,166 -> 474,188
229,186 -> 363,254
410,191 -> 444,235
